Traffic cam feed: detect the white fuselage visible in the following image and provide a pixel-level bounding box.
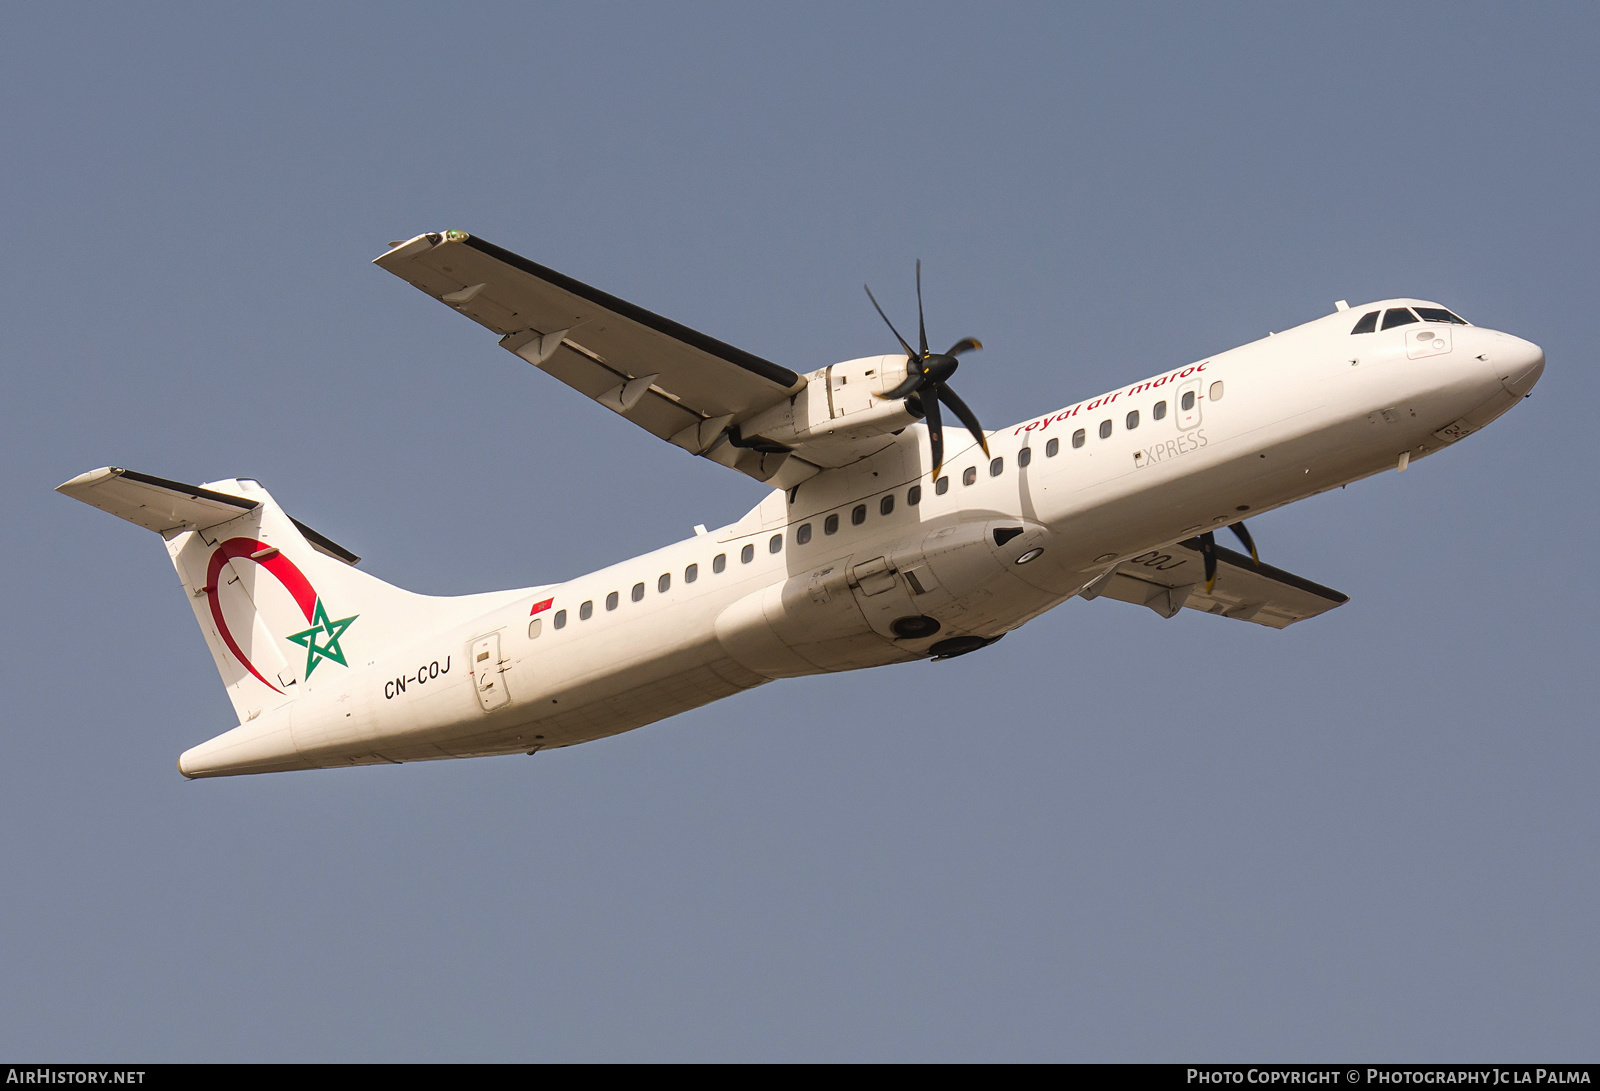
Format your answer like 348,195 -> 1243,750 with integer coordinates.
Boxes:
179,300 -> 1545,776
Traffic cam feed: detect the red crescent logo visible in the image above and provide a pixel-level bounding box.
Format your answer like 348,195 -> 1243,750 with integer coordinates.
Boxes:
205,538 -> 319,693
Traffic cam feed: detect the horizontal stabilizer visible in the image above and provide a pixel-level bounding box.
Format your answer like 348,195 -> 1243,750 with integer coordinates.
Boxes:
57,466 -> 260,534
58,467 -> 361,563
1086,538 -> 1348,629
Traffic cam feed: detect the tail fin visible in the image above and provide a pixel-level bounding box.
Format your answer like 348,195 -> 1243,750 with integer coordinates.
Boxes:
59,467 -> 515,725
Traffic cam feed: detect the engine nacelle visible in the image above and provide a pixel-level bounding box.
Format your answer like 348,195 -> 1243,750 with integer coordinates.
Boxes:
740,355 -> 922,452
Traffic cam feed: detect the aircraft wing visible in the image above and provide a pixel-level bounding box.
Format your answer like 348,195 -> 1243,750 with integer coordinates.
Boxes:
1083,538 -> 1348,629
373,231 -> 814,486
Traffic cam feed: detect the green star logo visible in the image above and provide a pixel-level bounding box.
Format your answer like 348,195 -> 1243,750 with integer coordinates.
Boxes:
286,598 -> 358,679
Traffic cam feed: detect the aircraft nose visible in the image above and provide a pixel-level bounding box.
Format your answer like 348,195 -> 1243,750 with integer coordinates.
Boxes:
1496,334 -> 1545,397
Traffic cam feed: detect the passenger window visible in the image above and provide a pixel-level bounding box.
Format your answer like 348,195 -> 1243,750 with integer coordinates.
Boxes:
769,534 -> 782,554
632,582 -> 645,602
528,618 -> 542,639
1414,306 -> 1468,325
1209,381 -> 1223,401
1181,390 -> 1196,411
713,553 -> 726,573
741,544 -> 754,563
935,476 -> 949,495
580,600 -> 594,620
990,457 -> 1003,477
1126,410 -> 1139,430
605,592 -> 618,611
907,485 -> 921,506
1098,419 -> 1112,439
1072,429 -> 1086,449
880,494 -> 894,516
1351,310 -> 1380,334
685,564 -> 698,583
797,523 -> 812,545
1153,401 -> 1167,420
1018,447 -> 1031,467
824,514 -> 839,535
658,573 -> 670,593
852,504 -> 867,526
554,609 -> 567,629
962,466 -> 977,486
1382,307 -> 1419,329
1046,438 -> 1059,457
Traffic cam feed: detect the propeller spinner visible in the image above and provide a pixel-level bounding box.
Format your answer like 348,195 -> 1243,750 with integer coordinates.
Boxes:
864,261 -> 987,480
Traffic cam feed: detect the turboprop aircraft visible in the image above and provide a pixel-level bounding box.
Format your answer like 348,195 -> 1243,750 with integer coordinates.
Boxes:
58,230 -> 1546,778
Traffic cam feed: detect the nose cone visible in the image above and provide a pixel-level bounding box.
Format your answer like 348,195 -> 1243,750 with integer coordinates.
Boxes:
1495,333 -> 1545,397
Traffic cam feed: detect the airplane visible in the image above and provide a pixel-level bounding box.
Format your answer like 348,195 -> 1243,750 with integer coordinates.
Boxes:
58,230 -> 1546,778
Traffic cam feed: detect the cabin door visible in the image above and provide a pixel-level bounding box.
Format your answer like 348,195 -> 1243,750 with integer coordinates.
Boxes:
470,632 -> 511,711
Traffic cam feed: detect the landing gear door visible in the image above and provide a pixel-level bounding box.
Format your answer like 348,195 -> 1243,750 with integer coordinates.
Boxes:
470,632 -> 511,711
1176,379 -> 1202,430
846,555 -> 923,641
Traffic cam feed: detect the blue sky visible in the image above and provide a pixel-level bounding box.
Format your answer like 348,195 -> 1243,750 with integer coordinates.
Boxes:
2,3 -> 1596,1060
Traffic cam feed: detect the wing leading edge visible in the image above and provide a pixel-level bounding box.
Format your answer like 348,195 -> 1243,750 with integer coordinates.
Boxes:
374,231 -> 823,487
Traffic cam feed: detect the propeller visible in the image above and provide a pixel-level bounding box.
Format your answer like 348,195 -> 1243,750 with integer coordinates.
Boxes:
1199,521 -> 1262,594
864,260 -> 986,480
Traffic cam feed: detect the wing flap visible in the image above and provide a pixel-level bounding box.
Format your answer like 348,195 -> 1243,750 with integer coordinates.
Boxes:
528,342 -> 701,441
1089,538 -> 1348,629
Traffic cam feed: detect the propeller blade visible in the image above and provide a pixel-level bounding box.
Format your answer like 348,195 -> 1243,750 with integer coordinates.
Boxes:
937,384 -> 990,457
1227,521 -> 1259,564
878,371 -> 925,400
915,259 -> 928,357
864,284 -> 917,361
923,385 -> 945,480
946,337 -> 983,356
1200,532 -> 1218,593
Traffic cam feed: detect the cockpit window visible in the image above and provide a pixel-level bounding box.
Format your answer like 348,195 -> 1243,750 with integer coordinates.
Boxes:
1350,310 -> 1379,334
1414,306 -> 1468,325
1381,308 -> 1419,330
